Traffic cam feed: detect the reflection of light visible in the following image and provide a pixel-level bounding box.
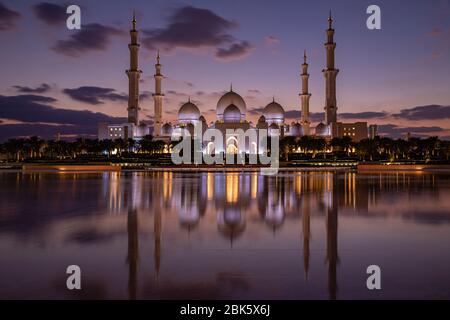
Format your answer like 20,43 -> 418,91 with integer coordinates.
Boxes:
251,172 -> 258,199
295,174 -> 302,195
163,171 -> 173,201
108,172 -> 121,212
226,173 -> 239,203
207,172 -> 214,200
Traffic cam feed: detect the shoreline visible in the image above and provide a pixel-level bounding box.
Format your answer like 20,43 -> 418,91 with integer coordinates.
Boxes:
0,162 -> 450,173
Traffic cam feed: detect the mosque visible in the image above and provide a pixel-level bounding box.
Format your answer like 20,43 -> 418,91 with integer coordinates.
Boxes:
98,12 -> 368,153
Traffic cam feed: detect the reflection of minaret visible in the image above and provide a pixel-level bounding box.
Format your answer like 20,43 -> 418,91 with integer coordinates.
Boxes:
154,206 -> 161,279
127,208 -> 138,300
126,12 -> 142,125
302,195 -> 311,279
326,174 -> 339,300
153,51 -> 164,137
323,11 -> 339,125
300,50 -> 311,135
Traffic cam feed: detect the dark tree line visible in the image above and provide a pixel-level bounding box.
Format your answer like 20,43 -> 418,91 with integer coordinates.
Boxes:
1,135 -> 449,162
279,136 -> 450,161
0,135 -> 168,161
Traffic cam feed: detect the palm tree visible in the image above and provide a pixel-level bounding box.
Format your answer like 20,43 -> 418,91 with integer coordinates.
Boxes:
311,137 -> 326,158
138,135 -> 154,154
3,139 -> 25,161
126,138 -> 137,153
279,136 -> 297,161
356,138 -> 377,161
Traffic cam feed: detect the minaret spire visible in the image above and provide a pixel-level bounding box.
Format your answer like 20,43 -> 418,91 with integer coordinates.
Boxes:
323,11 -> 339,126
153,50 -> 164,137
328,10 -> 333,29
300,50 -> 311,135
126,12 -> 142,126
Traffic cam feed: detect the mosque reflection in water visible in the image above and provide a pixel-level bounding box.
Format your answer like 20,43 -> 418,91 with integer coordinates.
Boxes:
0,170 -> 446,299
102,170 -> 434,300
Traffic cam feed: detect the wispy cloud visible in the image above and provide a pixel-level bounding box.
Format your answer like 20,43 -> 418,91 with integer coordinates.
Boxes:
33,2 -> 66,26
0,2 -> 21,31
52,23 -> 124,57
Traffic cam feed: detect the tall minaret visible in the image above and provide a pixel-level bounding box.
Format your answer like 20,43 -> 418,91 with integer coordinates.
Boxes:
126,12 -> 142,125
323,11 -> 339,125
153,51 -> 164,137
300,50 -> 311,135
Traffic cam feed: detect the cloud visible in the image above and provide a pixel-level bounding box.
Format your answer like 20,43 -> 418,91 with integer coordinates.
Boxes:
215,41 -> 254,61
0,2 -> 21,31
264,35 -> 279,45
52,23 -> 123,57
378,124 -> 445,138
142,6 -> 253,61
33,2 -> 66,26
63,86 -> 128,104
0,94 -> 125,127
248,89 -> 260,94
13,83 -> 51,94
393,105 -> 450,120
339,111 -> 388,119
142,6 -> 236,51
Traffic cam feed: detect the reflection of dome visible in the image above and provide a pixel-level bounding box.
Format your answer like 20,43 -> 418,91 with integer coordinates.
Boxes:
223,104 -> 241,123
178,101 -> 200,122
269,123 -> 279,129
263,101 -> 284,124
265,207 -> 285,230
316,122 -> 329,136
217,90 -> 246,120
161,122 -> 173,135
217,206 -> 246,239
179,210 -> 200,230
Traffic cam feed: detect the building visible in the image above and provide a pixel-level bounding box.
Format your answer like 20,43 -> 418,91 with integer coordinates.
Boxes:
313,12 -> 368,142
369,124 -> 378,139
98,12 -> 369,147
98,13 -> 151,141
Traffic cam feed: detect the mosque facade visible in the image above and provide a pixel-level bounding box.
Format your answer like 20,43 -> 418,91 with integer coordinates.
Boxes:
98,13 -> 368,151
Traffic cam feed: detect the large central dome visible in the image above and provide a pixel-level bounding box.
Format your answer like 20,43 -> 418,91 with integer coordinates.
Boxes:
223,104 -> 242,123
217,89 -> 246,121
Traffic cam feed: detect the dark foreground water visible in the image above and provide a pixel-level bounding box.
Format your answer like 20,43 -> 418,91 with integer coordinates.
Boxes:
1,170 -> 450,299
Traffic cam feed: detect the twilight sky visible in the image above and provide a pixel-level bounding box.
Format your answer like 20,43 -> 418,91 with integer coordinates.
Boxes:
0,0 -> 450,140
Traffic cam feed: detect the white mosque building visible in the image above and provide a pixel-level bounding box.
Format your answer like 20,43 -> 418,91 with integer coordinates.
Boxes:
98,12 -> 368,153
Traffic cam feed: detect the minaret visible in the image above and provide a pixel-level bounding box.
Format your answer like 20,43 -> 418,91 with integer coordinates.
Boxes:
323,11 -> 339,125
126,12 -> 142,125
153,51 -> 164,137
300,50 -> 311,135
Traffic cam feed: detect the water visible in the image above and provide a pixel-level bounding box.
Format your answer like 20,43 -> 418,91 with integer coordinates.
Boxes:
1,170 -> 450,299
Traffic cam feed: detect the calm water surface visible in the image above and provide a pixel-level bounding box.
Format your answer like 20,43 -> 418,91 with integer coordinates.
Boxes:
1,170 -> 450,299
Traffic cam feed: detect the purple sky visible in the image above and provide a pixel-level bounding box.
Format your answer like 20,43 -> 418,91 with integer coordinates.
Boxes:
0,0 -> 450,140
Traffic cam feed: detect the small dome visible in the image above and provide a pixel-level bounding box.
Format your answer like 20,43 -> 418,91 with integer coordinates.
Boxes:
316,122 -> 329,136
223,104 -> 241,123
199,115 -> 206,122
290,122 -> 303,136
178,101 -> 200,122
269,123 -> 279,129
217,90 -> 246,120
258,115 -> 266,123
263,101 -> 285,123
161,122 -> 173,135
